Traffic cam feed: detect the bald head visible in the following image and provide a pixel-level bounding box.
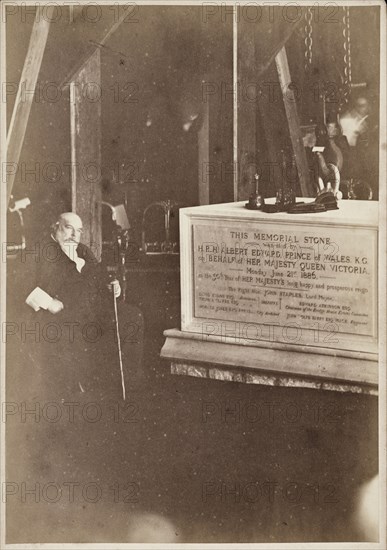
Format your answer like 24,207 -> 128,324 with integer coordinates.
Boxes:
53,212 -> 83,247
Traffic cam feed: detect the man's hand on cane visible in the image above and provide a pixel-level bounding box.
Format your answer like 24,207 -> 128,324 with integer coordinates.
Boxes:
108,279 -> 121,299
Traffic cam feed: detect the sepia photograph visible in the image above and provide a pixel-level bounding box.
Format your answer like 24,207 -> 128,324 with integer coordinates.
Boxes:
1,0 -> 386,547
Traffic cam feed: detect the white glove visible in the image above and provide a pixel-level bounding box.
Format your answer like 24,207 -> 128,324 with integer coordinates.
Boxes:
108,279 -> 121,298
47,298 -> 64,314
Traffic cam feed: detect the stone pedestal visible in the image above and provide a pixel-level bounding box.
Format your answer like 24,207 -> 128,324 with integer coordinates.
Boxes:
161,199 -> 379,394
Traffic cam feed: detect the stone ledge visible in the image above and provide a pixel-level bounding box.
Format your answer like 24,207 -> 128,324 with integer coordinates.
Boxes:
162,329 -> 378,395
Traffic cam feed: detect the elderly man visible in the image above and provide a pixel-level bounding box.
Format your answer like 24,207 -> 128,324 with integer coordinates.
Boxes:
24,212 -> 122,401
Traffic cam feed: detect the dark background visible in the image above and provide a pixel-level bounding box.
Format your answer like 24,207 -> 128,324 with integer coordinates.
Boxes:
237,5 -> 380,199
6,5 -> 234,246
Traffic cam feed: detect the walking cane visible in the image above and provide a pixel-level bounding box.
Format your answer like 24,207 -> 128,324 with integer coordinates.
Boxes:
100,201 -> 130,401
112,286 -> 126,401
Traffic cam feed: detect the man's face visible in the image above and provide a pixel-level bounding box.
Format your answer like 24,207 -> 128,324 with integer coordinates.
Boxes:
54,213 -> 83,247
355,98 -> 369,118
327,122 -> 338,138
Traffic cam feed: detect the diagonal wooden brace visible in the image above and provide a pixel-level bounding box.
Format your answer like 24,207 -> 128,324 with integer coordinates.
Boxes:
7,6 -> 53,204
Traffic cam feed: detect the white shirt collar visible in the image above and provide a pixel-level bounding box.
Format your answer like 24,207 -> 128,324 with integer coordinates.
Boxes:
52,235 -> 86,273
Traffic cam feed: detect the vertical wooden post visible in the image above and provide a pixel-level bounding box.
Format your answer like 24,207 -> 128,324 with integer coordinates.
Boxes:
237,16 -> 258,201
275,46 -> 312,197
70,49 -> 102,259
256,62 -> 284,195
198,98 -> 210,205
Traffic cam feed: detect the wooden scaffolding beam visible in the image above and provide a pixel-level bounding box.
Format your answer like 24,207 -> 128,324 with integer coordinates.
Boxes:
6,6 -> 53,204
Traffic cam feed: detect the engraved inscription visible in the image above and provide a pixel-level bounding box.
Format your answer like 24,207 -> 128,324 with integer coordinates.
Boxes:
193,224 -> 376,338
